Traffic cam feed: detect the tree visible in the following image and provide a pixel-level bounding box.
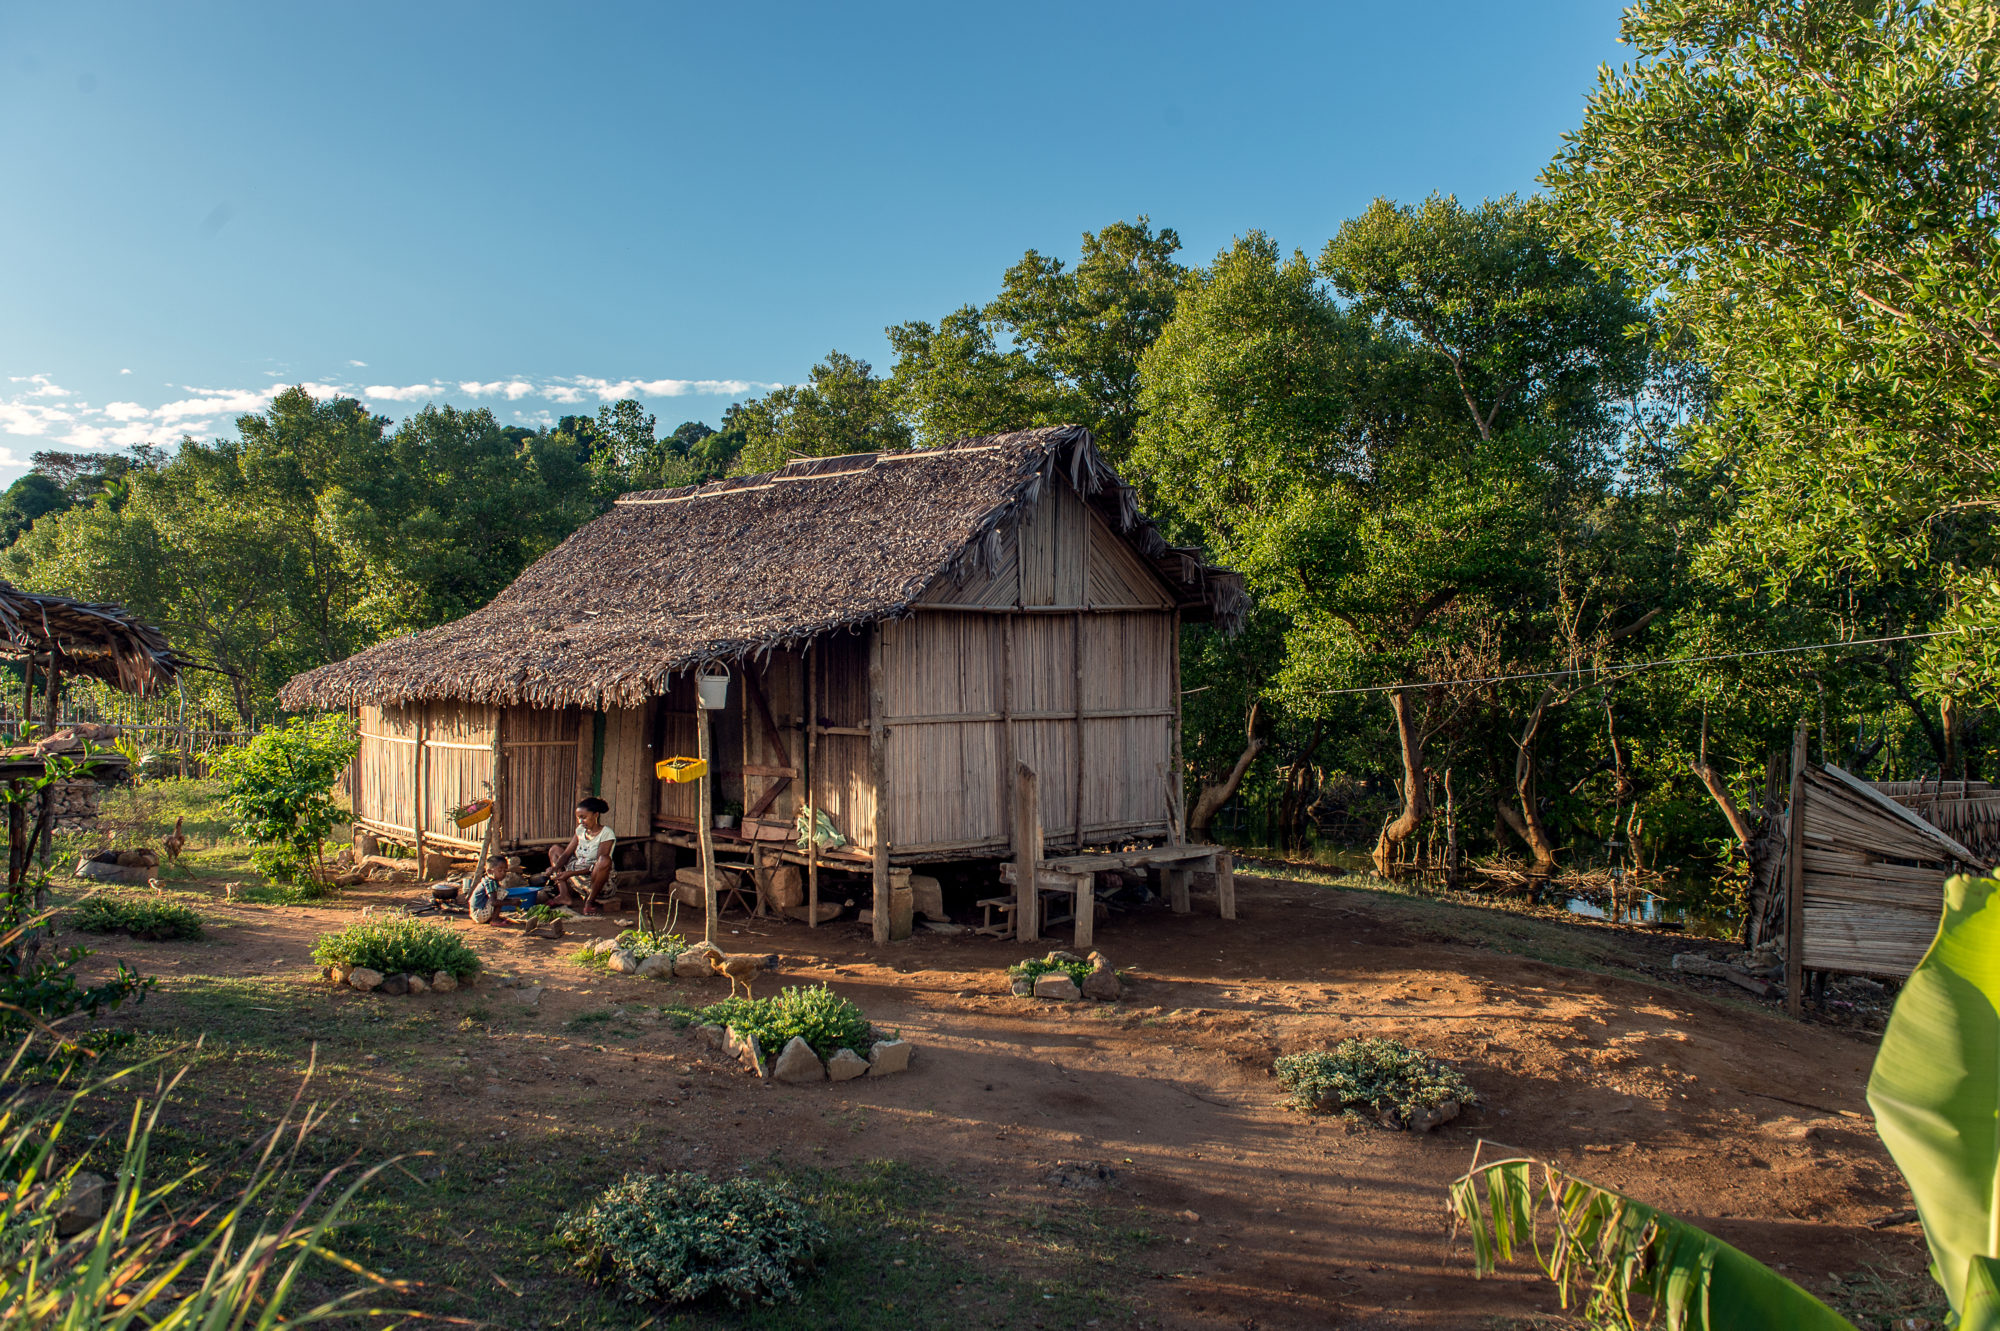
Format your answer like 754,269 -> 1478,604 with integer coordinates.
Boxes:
0,473 -> 72,547
889,218 -> 1186,454
1134,201 -> 1650,872
210,712 -> 360,883
1544,0 -> 2000,714
728,352 -> 911,474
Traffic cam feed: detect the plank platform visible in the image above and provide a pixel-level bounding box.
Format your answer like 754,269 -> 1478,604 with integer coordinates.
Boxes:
997,844 -> 1235,947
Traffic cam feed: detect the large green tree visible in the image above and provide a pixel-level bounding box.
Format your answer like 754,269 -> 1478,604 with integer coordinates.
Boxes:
728,352 -> 911,474
1545,0 -> 2000,723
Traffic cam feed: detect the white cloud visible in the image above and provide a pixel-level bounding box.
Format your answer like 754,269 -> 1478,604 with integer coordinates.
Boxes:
362,383 -> 445,403
552,375 -> 778,401
460,380 -> 536,400
348,359 -> 367,368
119,368 -> 132,375
102,402 -> 151,422
154,389 -> 275,422
8,374 -> 71,399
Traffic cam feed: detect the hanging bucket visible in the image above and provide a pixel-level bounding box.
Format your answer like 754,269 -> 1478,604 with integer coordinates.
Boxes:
696,663 -> 731,711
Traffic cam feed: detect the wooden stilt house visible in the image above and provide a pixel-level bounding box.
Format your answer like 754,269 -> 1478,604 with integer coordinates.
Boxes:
280,426 -> 1245,938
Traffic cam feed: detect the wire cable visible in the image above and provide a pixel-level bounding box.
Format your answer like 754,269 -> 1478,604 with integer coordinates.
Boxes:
1315,625 -> 1991,697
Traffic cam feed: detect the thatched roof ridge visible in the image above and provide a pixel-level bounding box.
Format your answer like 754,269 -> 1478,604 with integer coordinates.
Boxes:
280,426 -> 1244,711
0,580 -> 185,694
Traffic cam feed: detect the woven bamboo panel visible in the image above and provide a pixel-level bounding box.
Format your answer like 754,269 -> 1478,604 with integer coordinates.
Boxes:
1087,509 -> 1174,608
1018,474 -> 1087,607
502,706 -> 581,844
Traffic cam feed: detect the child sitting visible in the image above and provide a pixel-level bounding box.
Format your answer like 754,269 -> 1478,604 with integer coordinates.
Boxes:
467,854 -> 545,924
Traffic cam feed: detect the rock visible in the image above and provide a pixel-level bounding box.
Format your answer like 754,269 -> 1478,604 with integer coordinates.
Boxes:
608,949 -> 639,974
699,1023 -> 726,1048
728,1028 -> 767,1077
909,874 -> 944,921
772,1036 -> 826,1083
512,984 -> 542,1008
347,966 -> 384,992
431,972 -> 459,992
55,1171 -> 107,1236
922,920 -> 966,935
1408,1099 -> 1462,1133
1671,952 -> 1737,979
1033,972 -> 1081,1001
673,943 -> 720,978
1044,950 -> 1084,965
1010,976 -> 1034,996
636,953 -> 675,979
377,973 -> 410,996
75,858 -> 146,884
867,1039 -> 913,1077
782,902 -> 843,923
406,974 -> 429,995
827,1048 -> 869,1081
1081,963 -> 1122,1002
590,937 -> 620,955
768,865 -> 805,910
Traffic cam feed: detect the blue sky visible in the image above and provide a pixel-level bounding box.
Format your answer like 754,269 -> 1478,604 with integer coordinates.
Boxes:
0,1 -> 1626,483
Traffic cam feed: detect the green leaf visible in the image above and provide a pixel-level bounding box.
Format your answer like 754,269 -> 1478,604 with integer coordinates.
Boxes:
1448,1152 -> 1857,1330
1867,874 -> 2000,1322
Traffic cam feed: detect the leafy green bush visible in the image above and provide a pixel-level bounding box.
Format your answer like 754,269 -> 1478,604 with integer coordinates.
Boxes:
310,914 -> 480,979
1006,955 -> 1090,987
557,1171 -> 826,1307
1275,1037 -> 1477,1126
209,714 -> 359,883
72,896 -> 204,941
699,984 -> 874,1060
617,927 -> 686,963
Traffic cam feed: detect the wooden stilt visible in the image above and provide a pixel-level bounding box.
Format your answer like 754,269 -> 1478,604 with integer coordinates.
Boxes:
698,690 -> 717,945
1216,850 -> 1236,920
1013,762 -> 1040,944
413,707 -> 429,877
869,625 -> 890,946
1072,871 -> 1094,949
807,642 -> 819,929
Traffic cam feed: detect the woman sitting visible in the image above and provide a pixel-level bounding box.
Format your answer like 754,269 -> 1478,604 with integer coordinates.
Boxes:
547,796 -> 615,914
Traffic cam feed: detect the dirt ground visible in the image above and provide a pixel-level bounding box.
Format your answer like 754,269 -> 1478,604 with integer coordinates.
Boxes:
68,869 -> 1934,1329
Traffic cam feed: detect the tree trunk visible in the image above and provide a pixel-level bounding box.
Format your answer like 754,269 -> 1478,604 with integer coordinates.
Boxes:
1189,702 -> 1263,841
1512,687 -> 1562,870
1372,688 -> 1430,875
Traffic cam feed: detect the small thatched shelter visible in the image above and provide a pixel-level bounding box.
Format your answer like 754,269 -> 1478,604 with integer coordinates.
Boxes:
282,426 -> 1243,931
0,579 -> 186,697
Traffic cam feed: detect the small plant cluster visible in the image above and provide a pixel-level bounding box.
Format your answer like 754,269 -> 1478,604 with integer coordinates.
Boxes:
1006,955 -> 1090,988
698,985 -> 874,1061
618,927 -> 686,964
310,914 -> 480,980
1275,1037 -> 1477,1127
556,1170 -> 826,1307
72,896 -> 204,941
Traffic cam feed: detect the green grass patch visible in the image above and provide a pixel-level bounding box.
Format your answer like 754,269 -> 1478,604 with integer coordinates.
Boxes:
1275,1037 -> 1478,1126
71,895 -> 206,941
697,985 -> 876,1060
311,914 -> 481,979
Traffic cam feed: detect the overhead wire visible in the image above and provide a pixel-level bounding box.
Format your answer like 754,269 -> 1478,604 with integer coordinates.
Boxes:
1314,625 -> 1993,697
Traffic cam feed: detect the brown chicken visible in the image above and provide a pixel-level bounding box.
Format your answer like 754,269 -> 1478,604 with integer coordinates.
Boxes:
707,948 -> 780,999
163,816 -> 186,864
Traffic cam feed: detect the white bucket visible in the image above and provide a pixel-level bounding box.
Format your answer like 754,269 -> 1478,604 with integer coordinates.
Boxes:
696,667 -> 730,711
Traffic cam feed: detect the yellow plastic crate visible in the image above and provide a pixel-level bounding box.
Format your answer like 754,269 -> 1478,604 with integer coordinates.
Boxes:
656,756 -> 708,784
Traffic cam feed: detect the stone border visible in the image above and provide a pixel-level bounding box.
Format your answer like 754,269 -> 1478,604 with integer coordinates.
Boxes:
324,964 -> 467,996
695,1023 -> 913,1085
1007,949 -> 1124,1002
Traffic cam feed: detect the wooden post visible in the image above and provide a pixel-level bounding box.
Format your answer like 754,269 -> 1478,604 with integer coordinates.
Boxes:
698,687 -> 717,945
1072,609 -> 1085,852
869,624 -> 890,946
806,642 -> 819,929
477,706 -> 505,867
33,663 -> 59,869
1169,609 -> 1186,841
1001,612 -> 1015,857
1013,762 -> 1040,943
413,707 -> 428,875
1216,849 -> 1236,920
1784,723 -> 1808,1018
1072,871 -> 1094,949
1166,864 -> 1191,914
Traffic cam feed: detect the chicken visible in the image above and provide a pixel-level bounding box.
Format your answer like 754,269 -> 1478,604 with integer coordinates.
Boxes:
163,816 -> 186,864
707,948 -> 780,999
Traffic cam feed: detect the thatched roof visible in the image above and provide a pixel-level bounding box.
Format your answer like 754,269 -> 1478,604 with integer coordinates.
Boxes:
281,426 -> 1245,711
0,580 -> 185,694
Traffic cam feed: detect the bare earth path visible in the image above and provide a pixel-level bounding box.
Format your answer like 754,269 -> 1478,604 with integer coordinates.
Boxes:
75,870 -> 1927,1329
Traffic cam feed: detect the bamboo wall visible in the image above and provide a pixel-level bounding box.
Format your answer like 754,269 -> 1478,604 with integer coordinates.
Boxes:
1796,765 -> 1966,979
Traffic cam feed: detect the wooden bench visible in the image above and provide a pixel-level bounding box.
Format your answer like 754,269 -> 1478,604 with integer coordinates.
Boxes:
996,844 -> 1235,947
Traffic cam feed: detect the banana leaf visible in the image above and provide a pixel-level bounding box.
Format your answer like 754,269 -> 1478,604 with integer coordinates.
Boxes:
1449,1150 -> 1856,1331
1866,873 -> 2000,1329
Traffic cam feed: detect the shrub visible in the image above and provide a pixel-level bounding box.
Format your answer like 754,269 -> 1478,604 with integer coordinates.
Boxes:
310,914 -> 480,979
698,984 -> 874,1060
556,1171 -> 825,1307
617,927 -> 686,964
1275,1037 -> 1477,1126
209,714 -> 359,883
1006,955 -> 1090,987
72,897 -> 205,941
